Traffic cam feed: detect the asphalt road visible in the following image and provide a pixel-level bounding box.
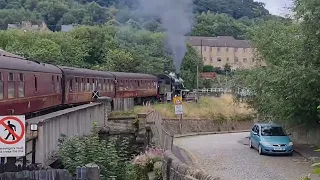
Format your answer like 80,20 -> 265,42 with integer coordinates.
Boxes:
174,132 -> 318,180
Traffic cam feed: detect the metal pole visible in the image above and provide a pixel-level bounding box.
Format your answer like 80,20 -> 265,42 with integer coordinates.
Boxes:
197,40 -> 202,103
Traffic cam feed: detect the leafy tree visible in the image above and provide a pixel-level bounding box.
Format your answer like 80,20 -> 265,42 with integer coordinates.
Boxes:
224,63 -> 231,72
202,65 -> 214,72
232,0 -> 320,126
192,12 -> 249,39
180,44 -> 203,89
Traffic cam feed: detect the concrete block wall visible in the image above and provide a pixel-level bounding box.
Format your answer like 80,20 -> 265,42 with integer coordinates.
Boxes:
113,98 -> 134,111
26,103 -> 107,166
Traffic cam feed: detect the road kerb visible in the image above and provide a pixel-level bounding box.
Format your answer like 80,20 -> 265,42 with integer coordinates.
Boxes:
174,130 -> 250,138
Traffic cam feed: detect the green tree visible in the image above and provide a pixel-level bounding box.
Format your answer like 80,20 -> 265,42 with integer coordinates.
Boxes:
180,44 -> 203,89
233,1 -> 320,126
203,65 -> 214,72
192,12 -> 249,39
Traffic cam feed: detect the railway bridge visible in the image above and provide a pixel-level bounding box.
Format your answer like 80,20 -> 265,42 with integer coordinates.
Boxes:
2,97 -> 140,168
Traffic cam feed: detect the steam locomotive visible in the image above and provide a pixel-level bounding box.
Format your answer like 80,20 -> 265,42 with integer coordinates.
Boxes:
0,50 -> 188,118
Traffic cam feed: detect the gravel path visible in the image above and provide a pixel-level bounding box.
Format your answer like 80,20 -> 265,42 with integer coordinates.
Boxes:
174,132 -> 318,180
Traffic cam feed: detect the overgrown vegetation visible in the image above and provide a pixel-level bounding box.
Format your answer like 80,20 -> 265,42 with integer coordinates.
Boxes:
135,94 -> 254,120
58,123 -> 163,180
232,0 -> 320,126
0,0 -> 285,32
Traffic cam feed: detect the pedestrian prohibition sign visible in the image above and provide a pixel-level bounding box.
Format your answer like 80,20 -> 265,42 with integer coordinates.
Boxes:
0,116 -> 25,157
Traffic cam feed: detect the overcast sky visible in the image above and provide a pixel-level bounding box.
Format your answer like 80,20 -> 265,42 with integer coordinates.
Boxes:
257,0 -> 293,16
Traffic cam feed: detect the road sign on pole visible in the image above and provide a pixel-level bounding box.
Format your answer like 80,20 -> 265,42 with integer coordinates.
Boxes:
0,116 -> 25,157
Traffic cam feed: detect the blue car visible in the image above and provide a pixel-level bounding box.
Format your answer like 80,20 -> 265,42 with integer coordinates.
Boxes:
249,123 -> 294,156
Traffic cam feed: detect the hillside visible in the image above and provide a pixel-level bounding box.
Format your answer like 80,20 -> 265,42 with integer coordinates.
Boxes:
0,0 -> 278,32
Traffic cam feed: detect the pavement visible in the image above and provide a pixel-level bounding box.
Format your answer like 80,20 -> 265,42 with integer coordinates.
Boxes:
174,132 -> 319,180
293,143 -> 320,163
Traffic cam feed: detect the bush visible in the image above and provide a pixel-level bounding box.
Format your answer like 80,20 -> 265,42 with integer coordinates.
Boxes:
132,147 -> 164,180
58,123 -> 136,180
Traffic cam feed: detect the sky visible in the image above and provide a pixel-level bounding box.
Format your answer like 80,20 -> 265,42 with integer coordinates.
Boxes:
256,0 -> 292,16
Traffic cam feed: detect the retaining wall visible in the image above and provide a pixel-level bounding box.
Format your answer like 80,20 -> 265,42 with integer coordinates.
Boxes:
163,119 -> 253,134
287,124 -> 320,146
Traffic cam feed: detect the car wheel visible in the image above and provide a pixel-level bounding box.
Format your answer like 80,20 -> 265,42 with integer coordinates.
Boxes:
258,144 -> 263,155
249,138 -> 253,149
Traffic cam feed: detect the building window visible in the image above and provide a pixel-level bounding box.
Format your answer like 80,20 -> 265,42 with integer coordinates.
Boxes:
0,72 -> 3,99
243,48 -> 247,52
252,58 -> 255,62
8,73 -> 15,99
18,73 -> 24,98
227,58 -> 229,62
217,57 -> 222,62
243,58 -> 247,62
210,47 -> 212,51
210,57 -> 212,62
217,47 -> 220,52
204,57 -> 207,61
234,57 -> 238,62
204,46 -> 206,51
234,48 -> 238,52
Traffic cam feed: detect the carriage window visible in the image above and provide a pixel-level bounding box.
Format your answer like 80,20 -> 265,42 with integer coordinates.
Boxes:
34,75 -> 38,93
8,73 -> 15,99
0,72 -> 3,99
69,79 -> 73,92
105,80 -> 108,91
110,80 -> 114,91
86,78 -> 90,91
52,75 -> 55,93
81,78 -> 84,92
94,79 -> 98,91
75,78 -> 78,92
18,73 -> 25,98
56,76 -> 60,93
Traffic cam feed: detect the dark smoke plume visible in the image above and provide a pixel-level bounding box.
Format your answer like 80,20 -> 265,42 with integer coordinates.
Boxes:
136,0 -> 194,73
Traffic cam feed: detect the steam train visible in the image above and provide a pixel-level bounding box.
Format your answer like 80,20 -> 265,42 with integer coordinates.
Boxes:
0,50 -> 188,118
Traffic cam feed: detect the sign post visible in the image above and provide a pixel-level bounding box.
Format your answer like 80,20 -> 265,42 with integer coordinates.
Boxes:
0,116 -> 25,157
173,96 -> 183,134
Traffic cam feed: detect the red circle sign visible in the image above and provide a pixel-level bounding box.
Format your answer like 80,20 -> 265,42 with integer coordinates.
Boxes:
0,116 -> 25,145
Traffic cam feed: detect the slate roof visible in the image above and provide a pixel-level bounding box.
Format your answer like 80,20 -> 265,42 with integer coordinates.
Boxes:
186,36 -> 254,48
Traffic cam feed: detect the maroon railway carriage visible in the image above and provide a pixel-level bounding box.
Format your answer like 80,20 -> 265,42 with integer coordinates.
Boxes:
109,72 -> 158,99
0,55 -> 63,116
58,66 -> 116,105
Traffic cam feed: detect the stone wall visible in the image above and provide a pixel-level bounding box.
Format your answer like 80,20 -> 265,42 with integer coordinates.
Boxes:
163,119 -> 253,134
163,151 -> 220,180
287,124 -> 320,146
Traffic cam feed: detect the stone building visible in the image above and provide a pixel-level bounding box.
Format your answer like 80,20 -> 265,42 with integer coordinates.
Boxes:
187,36 -> 266,70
